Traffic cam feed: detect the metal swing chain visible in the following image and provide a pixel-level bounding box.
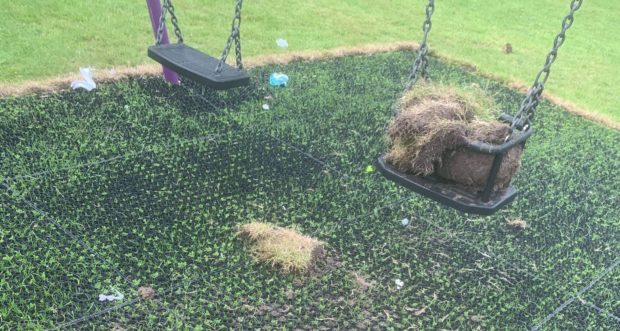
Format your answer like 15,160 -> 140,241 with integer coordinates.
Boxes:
216,0 -> 244,74
156,0 -> 184,45
509,0 -> 583,135
405,0 -> 435,91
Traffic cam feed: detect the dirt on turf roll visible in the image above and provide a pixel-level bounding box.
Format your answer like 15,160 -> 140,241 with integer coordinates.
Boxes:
385,84 -> 523,192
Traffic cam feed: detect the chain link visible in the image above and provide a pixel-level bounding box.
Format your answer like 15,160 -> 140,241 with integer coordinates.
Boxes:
509,0 -> 583,135
156,0 -> 184,45
405,0 -> 435,90
216,0 -> 244,74
233,0 -> 244,70
168,1 -> 184,43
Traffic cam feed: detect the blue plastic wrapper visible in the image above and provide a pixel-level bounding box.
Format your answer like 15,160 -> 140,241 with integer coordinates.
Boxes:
269,73 -> 289,87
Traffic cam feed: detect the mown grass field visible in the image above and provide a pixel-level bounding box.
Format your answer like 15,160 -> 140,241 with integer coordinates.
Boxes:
1,0 -> 618,122
1,51 -> 618,329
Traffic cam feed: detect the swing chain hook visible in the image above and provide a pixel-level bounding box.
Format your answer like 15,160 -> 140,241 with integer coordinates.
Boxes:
405,0 -> 435,91
509,0 -> 583,135
216,0 -> 244,74
156,0 -> 184,45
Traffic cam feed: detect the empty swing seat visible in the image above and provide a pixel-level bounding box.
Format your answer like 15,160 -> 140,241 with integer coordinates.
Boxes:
148,43 -> 250,89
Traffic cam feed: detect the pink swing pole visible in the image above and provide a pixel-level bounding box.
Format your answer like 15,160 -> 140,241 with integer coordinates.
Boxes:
146,0 -> 180,85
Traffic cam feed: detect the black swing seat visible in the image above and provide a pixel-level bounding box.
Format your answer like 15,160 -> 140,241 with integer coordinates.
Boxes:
377,115 -> 533,215
148,43 -> 250,89
377,157 -> 517,215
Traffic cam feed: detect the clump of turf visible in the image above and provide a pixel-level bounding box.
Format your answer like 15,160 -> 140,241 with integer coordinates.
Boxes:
506,218 -> 528,229
352,272 -> 374,292
397,83 -> 497,121
237,222 -> 326,273
137,286 -> 155,300
386,83 -> 523,191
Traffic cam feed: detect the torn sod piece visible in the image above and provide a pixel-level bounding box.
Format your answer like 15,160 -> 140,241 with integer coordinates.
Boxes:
386,83 -> 523,192
137,286 -> 156,300
237,222 -> 325,273
506,218 -> 528,229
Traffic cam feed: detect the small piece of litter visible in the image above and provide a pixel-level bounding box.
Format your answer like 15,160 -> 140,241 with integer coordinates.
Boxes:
262,104 -> 270,110
98,288 -> 124,302
394,279 -> 404,290
71,67 -> 97,91
401,218 -> 410,226
411,307 -> 427,316
276,38 -> 289,48
269,73 -> 289,87
365,165 -> 374,173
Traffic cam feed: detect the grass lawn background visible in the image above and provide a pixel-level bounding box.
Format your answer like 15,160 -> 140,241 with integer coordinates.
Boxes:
1,0 -> 618,122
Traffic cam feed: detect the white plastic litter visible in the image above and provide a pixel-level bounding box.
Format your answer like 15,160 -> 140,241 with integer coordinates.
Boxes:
276,38 -> 289,48
71,67 -> 97,91
262,104 -> 270,110
395,279 -> 404,290
98,288 -> 124,302
401,218 -> 410,226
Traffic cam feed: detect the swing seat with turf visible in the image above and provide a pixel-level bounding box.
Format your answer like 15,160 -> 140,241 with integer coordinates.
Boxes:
377,0 -> 583,215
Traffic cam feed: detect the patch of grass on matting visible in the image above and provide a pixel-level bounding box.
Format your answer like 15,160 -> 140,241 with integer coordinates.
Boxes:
1,51 -> 619,329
